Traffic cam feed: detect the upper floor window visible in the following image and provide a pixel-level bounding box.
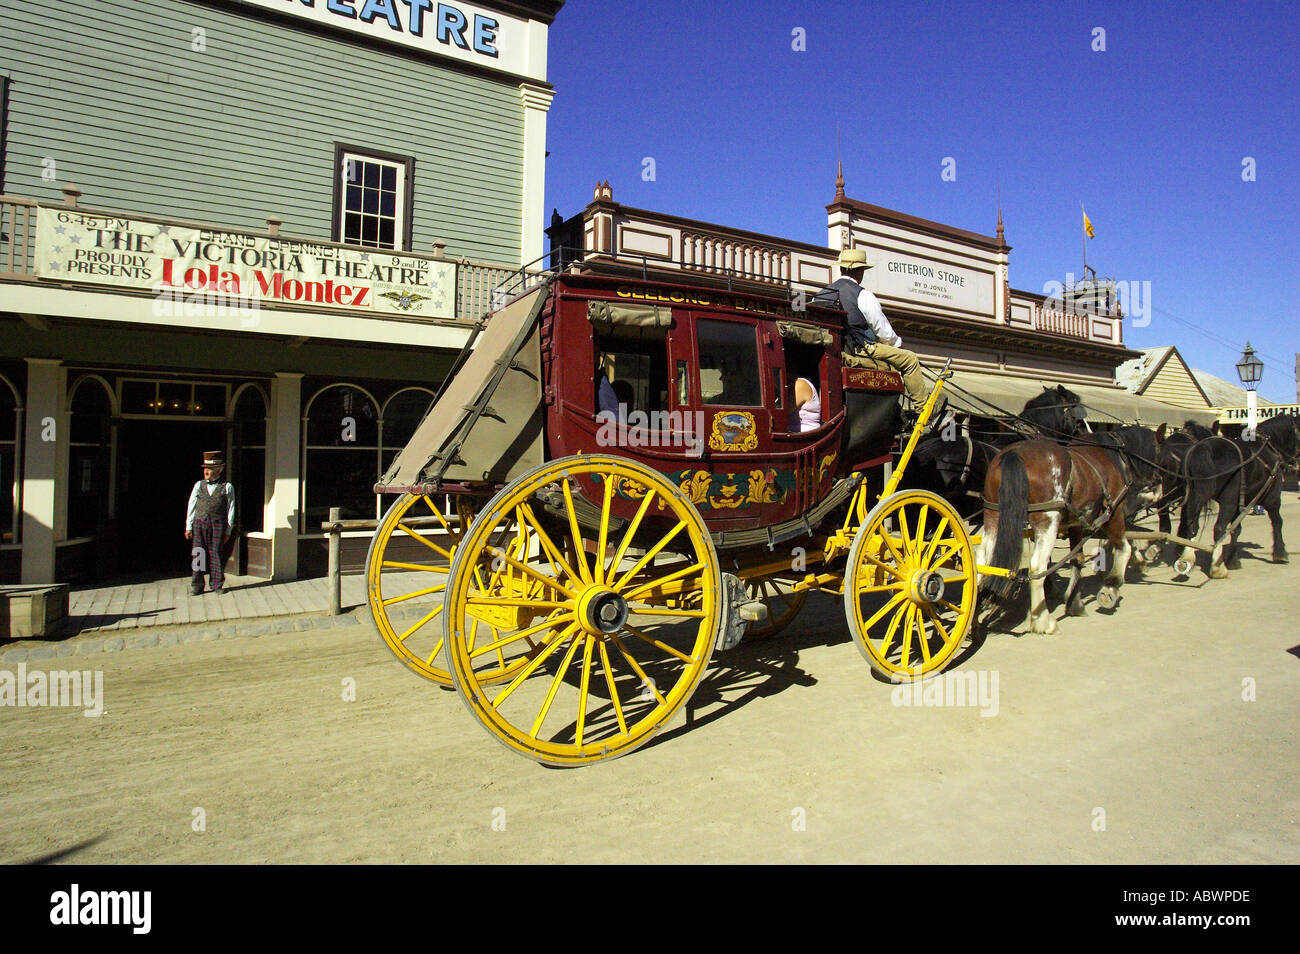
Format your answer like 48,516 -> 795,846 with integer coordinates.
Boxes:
333,145 -> 414,251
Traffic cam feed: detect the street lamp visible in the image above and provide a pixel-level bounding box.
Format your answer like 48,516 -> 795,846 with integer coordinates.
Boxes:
1236,341 -> 1264,435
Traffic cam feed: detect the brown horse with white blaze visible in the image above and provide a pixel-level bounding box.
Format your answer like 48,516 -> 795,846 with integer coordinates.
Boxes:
976,439 -> 1132,634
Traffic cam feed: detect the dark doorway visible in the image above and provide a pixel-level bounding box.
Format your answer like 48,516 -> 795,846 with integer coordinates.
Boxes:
117,420 -> 224,576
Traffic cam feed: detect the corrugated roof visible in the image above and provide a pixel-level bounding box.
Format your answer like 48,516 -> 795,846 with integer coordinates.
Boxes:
1190,369 -> 1277,408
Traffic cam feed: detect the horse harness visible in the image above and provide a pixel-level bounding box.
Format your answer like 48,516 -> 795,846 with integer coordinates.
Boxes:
981,446 -> 1127,528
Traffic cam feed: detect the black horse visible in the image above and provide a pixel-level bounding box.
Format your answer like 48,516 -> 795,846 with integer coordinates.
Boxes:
906,384 -> 1087,518
1175,413 -> 1300,577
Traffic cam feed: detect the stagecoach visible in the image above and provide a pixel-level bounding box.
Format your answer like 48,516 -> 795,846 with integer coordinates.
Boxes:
364,268 -> 1011,765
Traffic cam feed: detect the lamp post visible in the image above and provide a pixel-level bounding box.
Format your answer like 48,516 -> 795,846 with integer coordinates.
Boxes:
1236,341 -> 1264,437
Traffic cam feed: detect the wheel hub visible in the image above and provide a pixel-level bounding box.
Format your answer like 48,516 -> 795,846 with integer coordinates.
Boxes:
577,585 -> 628,635
909,569 -> 946,604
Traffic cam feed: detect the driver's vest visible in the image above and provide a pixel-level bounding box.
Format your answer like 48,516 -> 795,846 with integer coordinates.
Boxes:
820,278 -> 877,351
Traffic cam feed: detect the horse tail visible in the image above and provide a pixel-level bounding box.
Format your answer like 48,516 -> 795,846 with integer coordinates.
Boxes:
983,449 -> 1029,598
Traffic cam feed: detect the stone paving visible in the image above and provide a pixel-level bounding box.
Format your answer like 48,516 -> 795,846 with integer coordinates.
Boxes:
0,572 -> 373,662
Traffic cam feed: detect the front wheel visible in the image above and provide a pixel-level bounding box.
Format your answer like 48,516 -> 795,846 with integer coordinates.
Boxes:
843,490 -> 976,681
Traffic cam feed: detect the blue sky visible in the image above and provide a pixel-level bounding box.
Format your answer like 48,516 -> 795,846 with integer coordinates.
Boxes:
544,0 -> 1299,403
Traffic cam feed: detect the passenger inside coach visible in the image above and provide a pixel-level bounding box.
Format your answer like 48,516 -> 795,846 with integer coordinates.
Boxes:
783,341 -> 824,432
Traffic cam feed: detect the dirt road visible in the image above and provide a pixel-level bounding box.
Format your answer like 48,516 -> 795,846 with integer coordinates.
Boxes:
3,503 -> 1298,864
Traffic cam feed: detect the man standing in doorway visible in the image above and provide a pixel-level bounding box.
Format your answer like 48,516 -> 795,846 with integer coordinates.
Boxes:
185,450 -> 235,595
820,248 -> 934,419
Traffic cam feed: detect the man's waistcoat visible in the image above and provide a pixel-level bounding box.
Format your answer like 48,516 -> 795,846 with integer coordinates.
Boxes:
196,482 -> 228,523
822,277 -> 877,350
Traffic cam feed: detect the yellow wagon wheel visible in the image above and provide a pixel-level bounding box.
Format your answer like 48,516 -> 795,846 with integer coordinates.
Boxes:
367,492 -> 534,686
742,574 -> 808,639
443,455 -> 721,766
843,489 -> 976,681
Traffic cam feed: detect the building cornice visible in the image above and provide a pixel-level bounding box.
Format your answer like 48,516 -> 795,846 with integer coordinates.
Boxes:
829,196 -> 1009,253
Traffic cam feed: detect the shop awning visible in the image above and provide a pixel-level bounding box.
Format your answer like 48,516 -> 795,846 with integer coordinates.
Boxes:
936,370 -> 1219,428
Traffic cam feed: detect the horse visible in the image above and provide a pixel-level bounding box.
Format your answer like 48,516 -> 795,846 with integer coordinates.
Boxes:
1068,423 -> 1167,565
1149,422 -> 1206,538
976,437 -> 1132,634
905,384 -> 1087,519
1175,413 -> 1300,577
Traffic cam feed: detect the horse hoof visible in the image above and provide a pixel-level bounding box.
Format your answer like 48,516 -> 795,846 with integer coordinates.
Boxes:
1096,588 -> 1117,610
1226,560 -> 1242,571
1274,552 -> 1290,564
1209,565 -> 1229,580
1143,543 -> 1161,563
1174,559 -> 1193,576
1067,602 -> 1087,617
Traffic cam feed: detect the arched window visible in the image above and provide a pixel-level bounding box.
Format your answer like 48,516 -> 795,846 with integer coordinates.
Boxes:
381,387 -> 435,476
303,384 -> 380,531
67,376 -> 114,539
0,375 -> 20,543
231,385 -> 268,534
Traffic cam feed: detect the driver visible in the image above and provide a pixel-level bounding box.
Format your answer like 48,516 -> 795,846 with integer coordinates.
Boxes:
818,248 -> 936,423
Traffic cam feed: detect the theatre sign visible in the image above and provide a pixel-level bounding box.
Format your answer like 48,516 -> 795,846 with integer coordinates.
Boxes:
35,207 -> 456,320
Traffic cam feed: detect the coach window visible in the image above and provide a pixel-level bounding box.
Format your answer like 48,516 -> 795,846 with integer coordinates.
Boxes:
587,301 -> 672,417
333,145 -> 414,251
697,318 -> 760,406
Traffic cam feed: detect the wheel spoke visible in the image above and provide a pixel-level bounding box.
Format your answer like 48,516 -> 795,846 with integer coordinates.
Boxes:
878,599 -> 908,658
465,596 -> 571,610
623,560 -> 706,601
614,522 -> 687,591
483,544 -> 579,599
422,495 -> 453,532
575,634 -> 597,746
468,613 -> 572,660
625,604 -> 708,618
529,632 -> 585,739
859,548 -> 905,581
397,604 -> 442,642
857,581 -> 905,595
914,504 -> 929,559
923,603 -> 954,648
915,607 -> 933,665
595,472 -> 615,583
397,522 -> 453,559
605,488 -> 658,582
381,583 -> 445,606
897,506 -> 913,557
598,639 -> 629,737
899,604 -> 917,670
861,590 -> 907,634
490,621 -> 579,709
921,516 -> 951,565
517,503 -> 582,587
608,633 -> 667,706
381,560 -> 447,573
560,477 -> 592,584
424,637 -> 446,665
878,530 -> 910,571
624,622 -> 696,664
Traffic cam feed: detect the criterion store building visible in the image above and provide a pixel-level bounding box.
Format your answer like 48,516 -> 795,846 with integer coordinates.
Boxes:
0,0 -> 563,584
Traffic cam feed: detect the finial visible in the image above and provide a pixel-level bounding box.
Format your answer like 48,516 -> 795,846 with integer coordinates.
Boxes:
835,160 -> 845,201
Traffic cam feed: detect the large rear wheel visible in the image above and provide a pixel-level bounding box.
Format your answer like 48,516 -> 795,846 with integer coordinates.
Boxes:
443,456 -> 721,766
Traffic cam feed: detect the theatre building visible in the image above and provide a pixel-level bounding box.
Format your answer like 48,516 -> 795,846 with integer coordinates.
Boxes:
0,0 -> 563,584
549,175 -> 1217,436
